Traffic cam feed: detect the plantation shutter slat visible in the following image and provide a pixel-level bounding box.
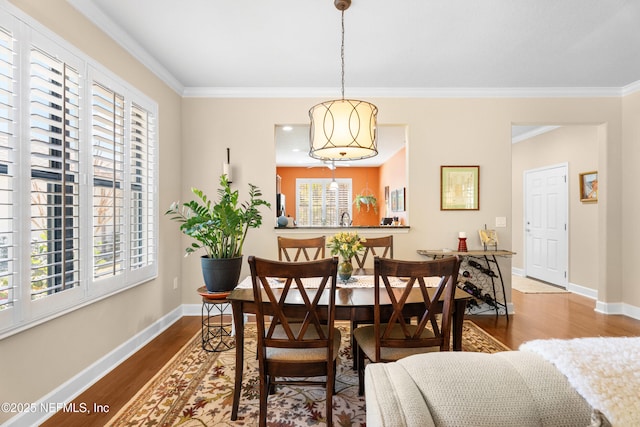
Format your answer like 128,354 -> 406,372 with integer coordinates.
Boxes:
129,103 -> 155,270
0,26 -> 14,311
91,82 -> 125,280
29,46 -> 81,299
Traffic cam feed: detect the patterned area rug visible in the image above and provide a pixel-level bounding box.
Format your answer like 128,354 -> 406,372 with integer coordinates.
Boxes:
107,321 -> 509,427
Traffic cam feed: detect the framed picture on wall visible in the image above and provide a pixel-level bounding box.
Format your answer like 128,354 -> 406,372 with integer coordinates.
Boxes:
397,187 -> 405,212
579,171 -> 598,203
384,186 -> 390,213
440,165 -> 480,210
391,189 -> 398,211
390,188 -> 406,212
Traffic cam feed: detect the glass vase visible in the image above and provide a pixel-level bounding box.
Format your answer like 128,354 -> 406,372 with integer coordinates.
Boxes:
338,259 -> 353,282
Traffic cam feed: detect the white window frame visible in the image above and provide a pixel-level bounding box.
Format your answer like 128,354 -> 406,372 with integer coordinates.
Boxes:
0,4 -> 158,338
295,178 -> 352,227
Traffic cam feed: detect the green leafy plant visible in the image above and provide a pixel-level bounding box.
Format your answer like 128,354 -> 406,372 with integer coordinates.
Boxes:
353,194 -> 378,213
165,175 -> 271,258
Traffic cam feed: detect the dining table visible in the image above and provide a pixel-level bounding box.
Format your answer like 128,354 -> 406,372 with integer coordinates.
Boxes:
227,274 -> 471,421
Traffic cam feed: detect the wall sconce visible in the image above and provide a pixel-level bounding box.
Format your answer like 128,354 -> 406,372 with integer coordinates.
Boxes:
222,147 -> 232,183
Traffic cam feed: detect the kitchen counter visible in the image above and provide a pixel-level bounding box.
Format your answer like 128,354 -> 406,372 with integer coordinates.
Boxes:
274,225 -> 410,234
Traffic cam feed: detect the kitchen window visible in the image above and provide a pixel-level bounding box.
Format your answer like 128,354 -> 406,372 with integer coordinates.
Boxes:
296,179 -> 352,226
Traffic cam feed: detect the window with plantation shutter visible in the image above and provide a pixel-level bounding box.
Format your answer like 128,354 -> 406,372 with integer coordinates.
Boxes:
0,26 -> 14,313
91,82 -> 125,280
0,4 -> 158,337
129,103 -> 155,270
29,46 -> 81,301
296,179 -> 352,226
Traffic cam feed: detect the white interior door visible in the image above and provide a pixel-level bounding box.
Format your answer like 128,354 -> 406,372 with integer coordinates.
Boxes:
524,164 -> 568,286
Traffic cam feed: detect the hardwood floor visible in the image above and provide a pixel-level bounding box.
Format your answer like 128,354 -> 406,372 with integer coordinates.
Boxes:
469,289 -> 640,348
41,291 -> 640,426
41,316 -> 202,427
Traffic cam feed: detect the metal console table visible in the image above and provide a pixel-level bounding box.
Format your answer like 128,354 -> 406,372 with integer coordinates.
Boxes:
417,249 -> 515,320
197,286 -> 235,352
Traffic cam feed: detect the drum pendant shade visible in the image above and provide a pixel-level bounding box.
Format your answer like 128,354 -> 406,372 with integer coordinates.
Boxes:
309,0 -> 378,162
309,99 -> 378,161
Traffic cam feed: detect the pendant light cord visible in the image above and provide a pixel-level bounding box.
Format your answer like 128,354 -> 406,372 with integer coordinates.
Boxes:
341,10 -> 345,101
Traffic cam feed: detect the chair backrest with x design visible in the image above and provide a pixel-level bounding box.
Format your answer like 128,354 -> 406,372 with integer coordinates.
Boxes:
372,255 -> 460,362
353,235 -> 393,270
248,255 -> 339,362
277,236 -> 326,262
248,255 -> 339,426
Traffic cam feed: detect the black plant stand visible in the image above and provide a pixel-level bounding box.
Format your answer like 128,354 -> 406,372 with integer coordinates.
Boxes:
198,286 -> 235,352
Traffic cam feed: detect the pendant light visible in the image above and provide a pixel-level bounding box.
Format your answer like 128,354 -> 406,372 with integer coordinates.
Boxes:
309,0 -> 378,162
329,161 -> 339,191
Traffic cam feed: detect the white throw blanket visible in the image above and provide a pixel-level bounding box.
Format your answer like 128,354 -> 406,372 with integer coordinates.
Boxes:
520,337 -> 640,426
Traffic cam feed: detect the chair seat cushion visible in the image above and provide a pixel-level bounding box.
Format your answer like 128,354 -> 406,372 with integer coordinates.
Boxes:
353,323 -> 439,361
266,323 -> 342,362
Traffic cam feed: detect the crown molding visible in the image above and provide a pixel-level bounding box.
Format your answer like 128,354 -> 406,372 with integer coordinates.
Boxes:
66,0 -> 640,100
182,85 -> 626,99
66,0 -> 184,95
622,79 -> 640,96
512,126 -> 561,144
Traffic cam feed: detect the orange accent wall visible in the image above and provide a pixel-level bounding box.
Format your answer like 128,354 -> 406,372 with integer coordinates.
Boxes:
276,166 -> 382,226
379,147 -> 407,225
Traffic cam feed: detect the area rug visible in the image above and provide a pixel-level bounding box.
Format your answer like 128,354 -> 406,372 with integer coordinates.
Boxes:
107,321 -> 509,427
512,275 -> 569,294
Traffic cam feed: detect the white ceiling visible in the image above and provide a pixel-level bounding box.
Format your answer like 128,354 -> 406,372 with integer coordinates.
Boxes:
69,0 -> 640,97
67,0 -> 639,164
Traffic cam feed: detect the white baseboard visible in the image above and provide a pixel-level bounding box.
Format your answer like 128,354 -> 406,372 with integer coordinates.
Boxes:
183,302 -> 233,316
511,268 -> 640,321
5,306 -> 184,427
566,282 -> 598,300
595,301 -> 640,320
511,267 -> 525,277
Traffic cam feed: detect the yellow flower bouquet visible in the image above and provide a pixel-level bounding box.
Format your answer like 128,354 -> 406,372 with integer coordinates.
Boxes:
328,232 -> 366,261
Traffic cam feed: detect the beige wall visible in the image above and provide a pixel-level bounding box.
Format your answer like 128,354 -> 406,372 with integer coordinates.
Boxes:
379,146 -> 408,224
622,91 -> 640,311
512,126 -> 600,290
0,0 -> 183,421
180,97 -> 624,310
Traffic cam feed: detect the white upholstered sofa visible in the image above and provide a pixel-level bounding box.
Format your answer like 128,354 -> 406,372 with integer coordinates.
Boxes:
365,336 -> 640,427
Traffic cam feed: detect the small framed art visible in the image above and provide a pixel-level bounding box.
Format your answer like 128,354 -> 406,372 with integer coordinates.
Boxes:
579,171 -> 598,203
440,165 -> 480,210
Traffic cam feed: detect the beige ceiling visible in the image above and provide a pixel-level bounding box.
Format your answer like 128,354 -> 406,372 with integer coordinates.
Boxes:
69,0 -> 640,97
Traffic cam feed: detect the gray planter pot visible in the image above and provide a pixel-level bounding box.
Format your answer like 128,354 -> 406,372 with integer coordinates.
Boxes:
201,255 -> 243,293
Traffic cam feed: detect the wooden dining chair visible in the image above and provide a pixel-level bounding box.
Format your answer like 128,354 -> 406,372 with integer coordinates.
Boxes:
353,255 -> 460,395
247,255 -> 340,427
350,235 -> 393,368
277,236 -> 326,262
352,235 -> 393,272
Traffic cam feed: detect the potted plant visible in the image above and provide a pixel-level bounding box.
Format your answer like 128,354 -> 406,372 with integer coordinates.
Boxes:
353,194 -> 378,213
166,174 -> 271,293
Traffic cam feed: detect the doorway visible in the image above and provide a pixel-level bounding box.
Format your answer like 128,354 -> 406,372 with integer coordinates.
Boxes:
524,164 -> 568,287
512,125 -> 600,294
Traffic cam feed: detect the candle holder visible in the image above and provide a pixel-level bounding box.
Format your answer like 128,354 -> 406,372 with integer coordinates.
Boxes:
457,237 -> 468,252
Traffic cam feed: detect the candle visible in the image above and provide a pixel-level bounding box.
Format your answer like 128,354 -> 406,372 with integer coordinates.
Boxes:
222,162 -> 232,182
458,232 -> 466,238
